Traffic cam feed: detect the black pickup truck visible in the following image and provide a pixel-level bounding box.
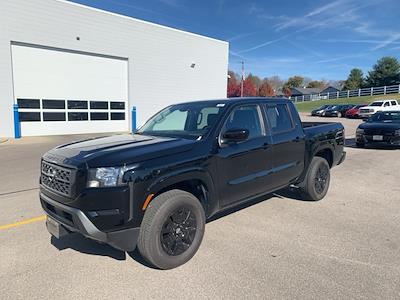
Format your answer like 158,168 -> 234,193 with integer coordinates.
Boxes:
40,98 -> 345,269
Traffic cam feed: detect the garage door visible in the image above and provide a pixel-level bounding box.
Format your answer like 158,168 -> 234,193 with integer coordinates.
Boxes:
11,44 -> 129,136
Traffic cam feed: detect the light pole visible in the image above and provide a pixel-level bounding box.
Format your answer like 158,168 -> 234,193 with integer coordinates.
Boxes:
240,61 -> 244,97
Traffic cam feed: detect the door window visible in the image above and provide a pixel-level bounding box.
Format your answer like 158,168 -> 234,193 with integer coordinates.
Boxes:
266,104 -> 294,133
197,107 -> 220,130
223,105 -> 264,139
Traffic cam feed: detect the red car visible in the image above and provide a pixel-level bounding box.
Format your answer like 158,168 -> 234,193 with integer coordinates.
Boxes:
345,104 -> 367,118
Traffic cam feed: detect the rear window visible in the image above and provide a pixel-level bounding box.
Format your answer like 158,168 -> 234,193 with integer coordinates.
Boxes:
266,104 -> 294,133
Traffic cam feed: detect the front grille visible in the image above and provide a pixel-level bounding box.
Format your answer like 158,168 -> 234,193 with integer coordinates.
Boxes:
359,109 -> 371,114
41,161 -> 73,197
364,129 -> 394,136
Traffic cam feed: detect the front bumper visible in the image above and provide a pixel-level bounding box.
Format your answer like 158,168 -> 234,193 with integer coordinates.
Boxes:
40,192 -> 139,251
359,112 -> 374,119
356,134 -> 400,145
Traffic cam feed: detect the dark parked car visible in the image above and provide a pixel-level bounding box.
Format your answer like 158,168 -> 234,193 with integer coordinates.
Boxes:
338,104 -> 355,117
323,104 -> 355,117
346,104 -> 367,118
40,98 -> 346,269
356,111 -> 400,147
311,105 -> 332,116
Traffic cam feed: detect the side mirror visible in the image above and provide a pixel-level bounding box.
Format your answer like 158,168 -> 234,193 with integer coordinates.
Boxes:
221,128 -> 249,144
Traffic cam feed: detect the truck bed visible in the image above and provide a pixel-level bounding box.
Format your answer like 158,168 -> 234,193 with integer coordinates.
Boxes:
302,121 -> 345,144
302,121 -> 334,128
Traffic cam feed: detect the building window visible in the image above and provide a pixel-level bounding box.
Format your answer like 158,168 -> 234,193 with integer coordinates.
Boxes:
43,112 -> 66,121
19,112 -> 41,122
17,99 -> 40,109
90,112 -> 108,120
42,100 -> 65,109
68,100 -> 88,109
110,101 -> 125,110
111,112 -> 125,120
68,112 -> 88,121
90,101 -> 108,110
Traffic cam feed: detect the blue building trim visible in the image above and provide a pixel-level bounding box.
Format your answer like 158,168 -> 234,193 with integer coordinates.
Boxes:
13,104 -> 21,139
131,106 -> 136,133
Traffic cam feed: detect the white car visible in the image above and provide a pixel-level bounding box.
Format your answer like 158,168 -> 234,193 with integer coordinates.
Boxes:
358,99 -> 400,118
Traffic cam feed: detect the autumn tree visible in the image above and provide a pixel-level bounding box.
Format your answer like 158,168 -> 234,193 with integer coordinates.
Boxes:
284,76 -> 304,88
365,57 -> 400,87
227,71 -> 240,97
283,86 -> 292,97
258,81 -> 275,97
307,80 -> 326,89
266,75 -> 284,93
246,73 -> 262,90
242,78 -> 257,97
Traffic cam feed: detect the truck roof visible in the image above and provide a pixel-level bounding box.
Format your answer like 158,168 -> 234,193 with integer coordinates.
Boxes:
175,97 -> 291,106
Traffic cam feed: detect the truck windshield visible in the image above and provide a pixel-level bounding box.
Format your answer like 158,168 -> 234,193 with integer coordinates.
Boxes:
370,101 -> 383,107
137,102 -> 224,139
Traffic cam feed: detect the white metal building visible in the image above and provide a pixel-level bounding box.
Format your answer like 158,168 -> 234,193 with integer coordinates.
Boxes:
0,0 -> 228,137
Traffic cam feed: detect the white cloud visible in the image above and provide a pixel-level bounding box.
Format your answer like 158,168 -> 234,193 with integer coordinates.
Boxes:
158,0 -> 181,8
370,33 -> 400,51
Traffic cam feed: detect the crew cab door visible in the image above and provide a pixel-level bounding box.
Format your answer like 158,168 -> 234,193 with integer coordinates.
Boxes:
264,103 -> 305,188
215,104 -> 274,207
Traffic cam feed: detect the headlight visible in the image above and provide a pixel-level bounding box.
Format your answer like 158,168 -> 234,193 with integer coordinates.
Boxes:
369,109 -> 375,113
395,129 -> 400,136
356,128 -> 364,135
87,167 -> 127,188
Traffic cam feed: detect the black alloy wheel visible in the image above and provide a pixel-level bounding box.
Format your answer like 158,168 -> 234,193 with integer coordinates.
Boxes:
314,164 -> 329,195
299,156 -> 331,201
160,207 -> 197,256
137,189 -> 205,269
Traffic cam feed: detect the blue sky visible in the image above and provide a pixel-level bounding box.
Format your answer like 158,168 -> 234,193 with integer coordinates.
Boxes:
70,0 -> 400,80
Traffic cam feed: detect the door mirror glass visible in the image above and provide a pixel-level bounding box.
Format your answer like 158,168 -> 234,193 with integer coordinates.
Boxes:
221,128 -> 249,144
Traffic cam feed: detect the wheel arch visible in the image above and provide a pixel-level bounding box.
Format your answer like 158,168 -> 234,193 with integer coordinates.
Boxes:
314,147 -> 333,168
147,169 -> 216,216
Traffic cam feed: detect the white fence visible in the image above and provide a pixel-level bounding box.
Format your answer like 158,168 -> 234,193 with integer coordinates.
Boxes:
289,84 -> 400,102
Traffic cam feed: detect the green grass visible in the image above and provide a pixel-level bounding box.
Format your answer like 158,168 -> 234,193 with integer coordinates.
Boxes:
294,94 -> 400,112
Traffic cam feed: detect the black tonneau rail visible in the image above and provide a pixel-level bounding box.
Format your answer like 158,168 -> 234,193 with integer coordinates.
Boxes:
301,122 -> 332,128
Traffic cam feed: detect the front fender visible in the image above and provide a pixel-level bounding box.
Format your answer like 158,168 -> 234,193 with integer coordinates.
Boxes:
125,166 -> 218,218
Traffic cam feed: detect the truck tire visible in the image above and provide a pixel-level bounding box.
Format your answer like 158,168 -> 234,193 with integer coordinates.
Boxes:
137,189 -> 206,269
300,157 -> 330,201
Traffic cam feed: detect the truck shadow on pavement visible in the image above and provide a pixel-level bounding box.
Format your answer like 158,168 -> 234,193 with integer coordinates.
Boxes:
50,189 -> 307,268
50,231 -> 158,268
51,234 -> 126,261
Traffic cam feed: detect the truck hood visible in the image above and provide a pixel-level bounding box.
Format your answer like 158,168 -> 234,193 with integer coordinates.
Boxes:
359,122 -> 400,131
360,106 -> 378,111
43,134 -> 197,168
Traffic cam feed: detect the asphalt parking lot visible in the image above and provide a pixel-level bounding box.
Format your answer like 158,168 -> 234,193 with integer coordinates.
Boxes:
1,114 -> 399,299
